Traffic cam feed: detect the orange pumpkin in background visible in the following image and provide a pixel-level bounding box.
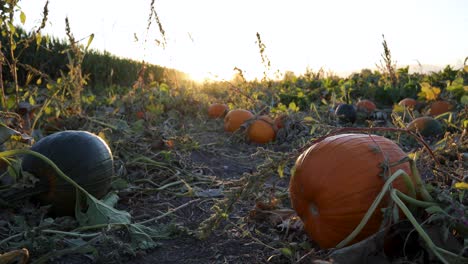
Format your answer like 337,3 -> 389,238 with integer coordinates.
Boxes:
428,101 -> 454,116
247,115 -> 276,144
208,103 -> 229,119
136,111 -> 145,120
289,133 -> 414,249
224,109 -> 254,132
356,99 -> 376,113
398,98 -> 417,109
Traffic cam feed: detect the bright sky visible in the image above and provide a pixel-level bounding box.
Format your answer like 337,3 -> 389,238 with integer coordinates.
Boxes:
18,0 -> 468,81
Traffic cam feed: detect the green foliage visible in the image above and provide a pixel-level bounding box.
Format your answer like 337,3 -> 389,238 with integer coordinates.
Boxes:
0,0 -> 49,109
447,77 -> 467,105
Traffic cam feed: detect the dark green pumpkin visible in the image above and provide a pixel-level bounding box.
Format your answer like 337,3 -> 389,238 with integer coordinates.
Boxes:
22,130 -> 114,215
407,117 -> 443,137
335,104 -> 357,123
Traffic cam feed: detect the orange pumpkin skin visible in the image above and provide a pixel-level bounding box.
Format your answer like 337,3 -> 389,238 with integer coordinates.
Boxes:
356,99 -> 376,113
398,98 -> 417,109
208,103 -> 229,119
429,101 -> 454,116
289,134 -> 413,249
136,111 -> 145,120
247,115 -> 276,144
224,109 -> 254,132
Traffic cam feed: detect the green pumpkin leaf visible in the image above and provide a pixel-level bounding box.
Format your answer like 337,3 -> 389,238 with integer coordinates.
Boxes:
128,224 -> 161,250
101,191 -> 120,207
8,22 -> 16,35
461,95 -> 468,105
75,190 -> 131,226
288,102 -> 299,112
6,97 -> 16,109
418,82 -> 440,101
20,11 -> 26,24
425,205 -> 446,215
35,32 -> 42,47
85,33 -> 94,50
279,247 -> 293,257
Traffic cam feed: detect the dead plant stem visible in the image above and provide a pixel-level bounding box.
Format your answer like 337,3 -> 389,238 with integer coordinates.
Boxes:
137,198 -> 200,225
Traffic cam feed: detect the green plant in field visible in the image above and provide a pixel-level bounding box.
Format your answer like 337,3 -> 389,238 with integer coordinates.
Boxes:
446,62 -> 468,105
28,18 -> 94,128
373,36 -> 424,105
418,82 -> 441,101
60,17 -> 93,115
273,68 -> 328,113
0,0 -> 49,109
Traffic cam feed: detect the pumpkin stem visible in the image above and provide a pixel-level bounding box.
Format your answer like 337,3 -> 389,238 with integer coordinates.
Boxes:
384,156 -> 417,201
336,168 -> 410,248
393,190 -> 437,208
408,158 -> 434,202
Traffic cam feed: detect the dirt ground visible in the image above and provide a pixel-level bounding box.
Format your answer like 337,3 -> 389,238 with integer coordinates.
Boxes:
0,117 -> 312,264
121,121 -> 307,264
1,113 -> 464,264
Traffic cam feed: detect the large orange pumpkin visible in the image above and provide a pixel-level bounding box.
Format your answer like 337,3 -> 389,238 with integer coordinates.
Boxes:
398,98 -> 417,109
208,103 -> 229,119
429,101 -> 454,116
356,99 -> 376,113
224,109 -> 254,132
247,115 -> 276,144
407,116 -> 443,137
289,133 -> 414,249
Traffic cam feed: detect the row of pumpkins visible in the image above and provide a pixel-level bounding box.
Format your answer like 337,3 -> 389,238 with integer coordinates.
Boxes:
209,97 -> 454,142
208,103 -> 280,144
335,98 -> 454,137
337,97 -> 454,117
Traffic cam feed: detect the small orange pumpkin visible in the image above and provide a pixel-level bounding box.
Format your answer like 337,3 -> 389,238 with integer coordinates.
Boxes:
398,98 -> 417,109
136,111 -> 146,120
429,101 -> 454,116
289,133 -> 414,249
407,116 -> 443,137
208,103 -> 229,119
247,115 -> 276,144
224,109 -> 254,132
356,99 -> 376,113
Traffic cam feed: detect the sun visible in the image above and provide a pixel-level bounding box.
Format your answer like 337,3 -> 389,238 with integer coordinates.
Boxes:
188,71 -> 213,83
187,68 -> 235,83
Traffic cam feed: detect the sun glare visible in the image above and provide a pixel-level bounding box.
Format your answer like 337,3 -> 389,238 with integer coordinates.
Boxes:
188,71 -> 212,83
19,0 -> 468,83
186,68 -> 239,83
